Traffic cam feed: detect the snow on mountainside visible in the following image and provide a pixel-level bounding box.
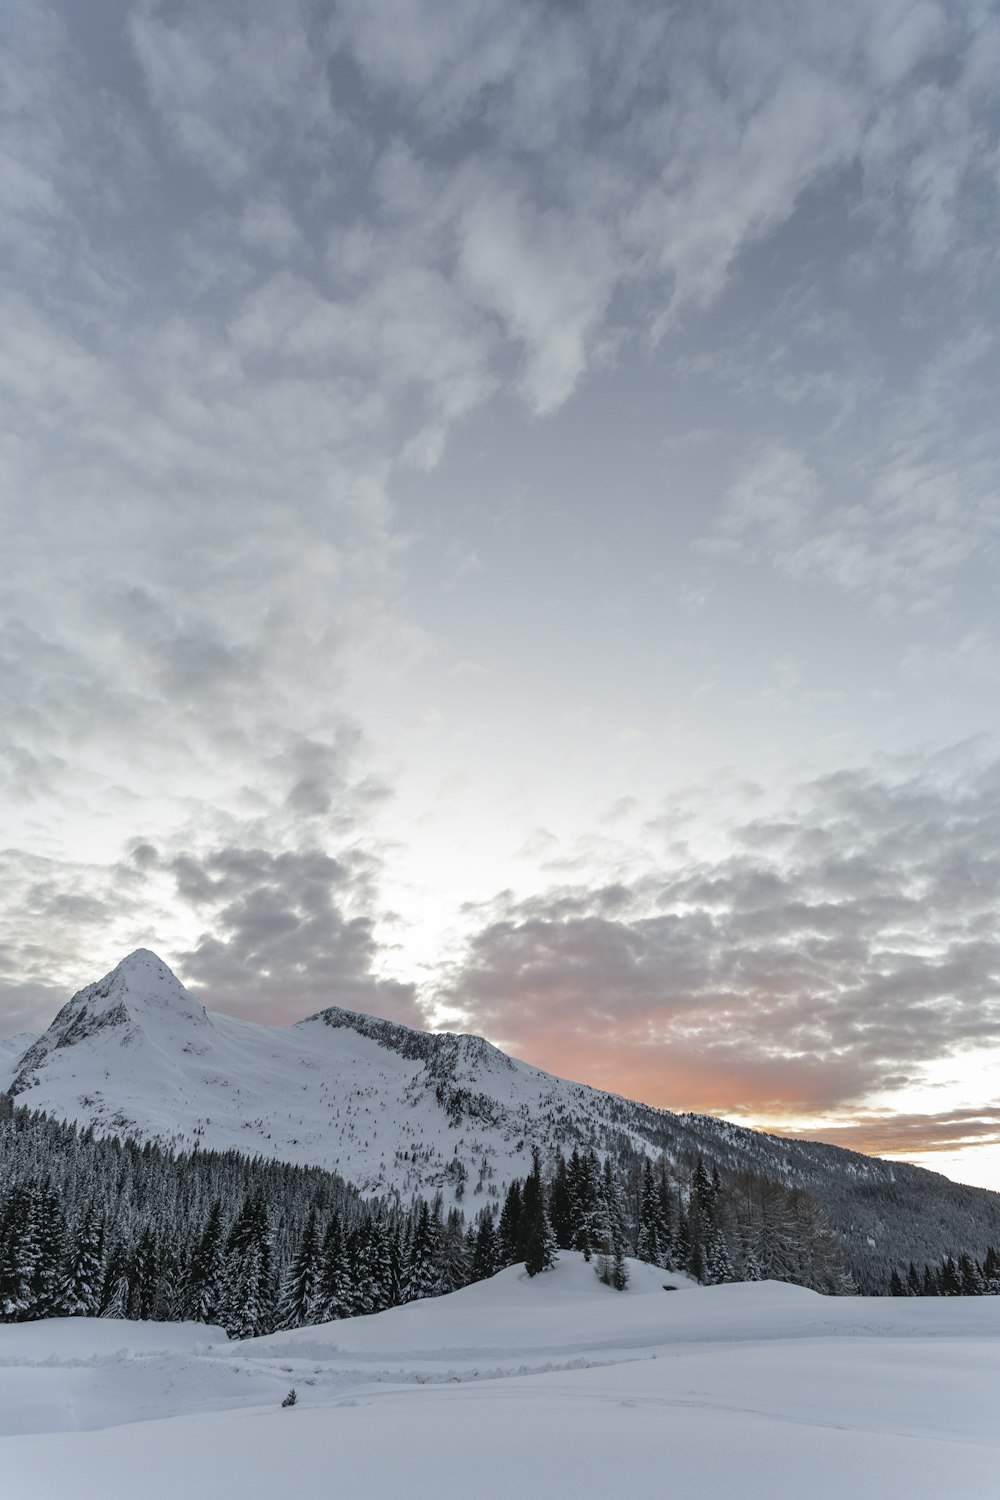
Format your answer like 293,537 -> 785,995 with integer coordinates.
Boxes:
6,950 -> 1000,1281
7,949 -> 660,1202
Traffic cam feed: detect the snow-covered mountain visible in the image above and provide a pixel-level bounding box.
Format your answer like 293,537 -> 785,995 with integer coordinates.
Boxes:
6,949 -> 671,1202
5,949 -> 1000,1281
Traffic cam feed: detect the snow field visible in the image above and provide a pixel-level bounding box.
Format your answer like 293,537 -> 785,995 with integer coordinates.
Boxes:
1,1255 -> 997,1499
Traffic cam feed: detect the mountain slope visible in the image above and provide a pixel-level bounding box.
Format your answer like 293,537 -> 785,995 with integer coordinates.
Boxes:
6,949 -> 1000,1282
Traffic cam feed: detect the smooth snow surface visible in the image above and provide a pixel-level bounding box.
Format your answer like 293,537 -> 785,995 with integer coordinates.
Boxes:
1,1256 -> 996,1500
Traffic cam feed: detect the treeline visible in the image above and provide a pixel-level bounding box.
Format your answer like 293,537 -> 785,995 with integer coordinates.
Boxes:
889,1248 -> 1000,1297
2,1099 -> 992,1334
0,1104 -> 476,1335
521,1148 -> 854,1294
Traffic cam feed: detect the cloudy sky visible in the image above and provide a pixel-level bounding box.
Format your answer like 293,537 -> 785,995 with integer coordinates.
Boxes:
4,0 -> 1000,1189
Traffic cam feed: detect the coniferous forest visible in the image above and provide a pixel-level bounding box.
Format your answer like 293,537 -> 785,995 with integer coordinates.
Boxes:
1,1098 -> 996,1332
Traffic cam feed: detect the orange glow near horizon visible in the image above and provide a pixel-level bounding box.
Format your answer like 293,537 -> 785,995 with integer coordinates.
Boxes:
481,1027 -> 1000,1193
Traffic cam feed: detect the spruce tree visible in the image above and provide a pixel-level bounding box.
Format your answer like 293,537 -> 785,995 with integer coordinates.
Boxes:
101,1242 -> 130,1320
439,1208 -> 471,1293
636,1159 -> 662,1267
521,1151 -> 557,1277
497,1181 -> 523,1267
403,1201 -> 439,1303
471,1214 -> 498,1281
0,1183 -> 39,1320
277,1208 -> 321,1329
63,1203 -> 106,1317
705,1223 -> 735,1285
317,1213 -> 351,1321
187,1199 -> 225,1324
548,1153 -> 575,1250
32,1181 -> 67,1318
611,1242 -> 630,1291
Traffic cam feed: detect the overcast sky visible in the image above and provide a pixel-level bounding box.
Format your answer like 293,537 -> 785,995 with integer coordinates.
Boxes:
4,0 -> 1000,1189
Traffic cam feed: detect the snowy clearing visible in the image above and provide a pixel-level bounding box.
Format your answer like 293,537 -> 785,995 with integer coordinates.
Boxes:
0,1254 -> 996,1499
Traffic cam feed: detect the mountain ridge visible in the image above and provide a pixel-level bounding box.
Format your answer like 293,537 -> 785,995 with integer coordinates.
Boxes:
3,949 -> 999,1286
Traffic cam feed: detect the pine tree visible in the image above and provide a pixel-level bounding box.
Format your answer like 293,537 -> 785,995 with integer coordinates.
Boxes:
187,1199 -> 226,1324
600,1158 -> 629,1258
62,1203 -> 106,1317
403,1201 -> 439,1303
439,1208 -> 471,1293
368,1211 -> 396,1311
611,1242 -> 630,1291
983,1245 -> 1000,1294
497,1181 -> 523,1267
470,1214 -> 498,1282
32,1181 -> 68,1317
940,1255 -> 962,1296
101,1242 -> 130,1320
317,1213 -> 351,1321
693,1158 -> 714,1216
521,1151 -> 557,1277
347,1221 -> 376,1316
960,1253 -> 984,1295
568,1150 -> 603,1261
548,1153 -> 575,1250
223,1193 -> 273,1337
741,1239 -> 762,1282
277,1209 -> 321,1329
636,1159 -> 662,1267
656,1161 -> 679,1270
0,1182 -> 40,1320
705,1223 -> 735,1285
128,1224 -> 159,1320
684,1194 -> 707,1284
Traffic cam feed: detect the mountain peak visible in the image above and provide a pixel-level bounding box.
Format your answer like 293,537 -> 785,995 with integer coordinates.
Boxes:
110,947 -> 188,990
67,948 -> 205,1020
119,946 -> 166,969
9,948 -> 208,1098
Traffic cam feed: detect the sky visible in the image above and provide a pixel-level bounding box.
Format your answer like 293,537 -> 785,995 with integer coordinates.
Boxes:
3,0 -> 1000,1191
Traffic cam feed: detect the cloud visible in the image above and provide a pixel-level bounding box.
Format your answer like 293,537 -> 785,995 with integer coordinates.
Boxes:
904,629 -> 1000,684
239,197 -> 302,258
165,843 -> 422,1027
128,0 -> 346,188
712,443 -> 820,547
3,0 -> 1000,1176
778,1106 -> 1000,1159
0,848 -> 162,1032
443,748 -> 1000,1122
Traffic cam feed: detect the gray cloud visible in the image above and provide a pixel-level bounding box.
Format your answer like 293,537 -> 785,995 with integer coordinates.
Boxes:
165,843 -> 422,1027
444,750 -> 1000,1118
0,849 -> 158,1032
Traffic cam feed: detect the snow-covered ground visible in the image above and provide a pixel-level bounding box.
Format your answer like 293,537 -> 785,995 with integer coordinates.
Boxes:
1,1255 -> 996,1499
